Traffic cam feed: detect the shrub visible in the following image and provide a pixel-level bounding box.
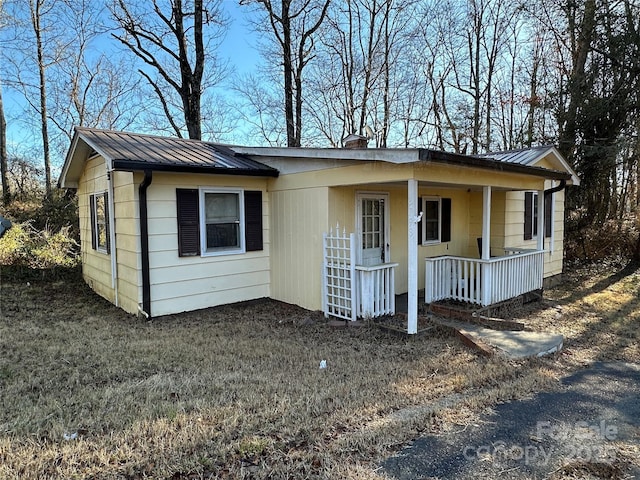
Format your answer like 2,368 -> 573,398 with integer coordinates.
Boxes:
0,222 -> 79,270
0,222 -> 32,266
3,189 -> 79,242
565,215 -> 639,264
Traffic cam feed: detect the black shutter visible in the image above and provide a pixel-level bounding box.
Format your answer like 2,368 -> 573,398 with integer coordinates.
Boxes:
441,198 -> 451,242
524,192 -> 533,240
545,194 -> 552,238
104,192 -> 111,254
417,196 -> 422,245
244,190 -> 263,251
176,189 -> 200,256
89,194 -> 97,250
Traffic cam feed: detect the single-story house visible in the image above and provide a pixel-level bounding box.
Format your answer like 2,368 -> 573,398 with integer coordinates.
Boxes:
59,128 -> 579,333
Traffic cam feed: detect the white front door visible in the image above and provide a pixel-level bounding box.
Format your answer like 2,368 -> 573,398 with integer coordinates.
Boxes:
356,193 -> 390,266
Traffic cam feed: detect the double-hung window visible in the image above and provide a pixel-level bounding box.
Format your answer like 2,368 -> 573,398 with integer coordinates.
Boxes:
176,188 -> 263,257
422,197 -> 441,243
89,192 -> 110,253
524,191 -> 553,240
417,196 -> 452,245
201,189 -> 243,254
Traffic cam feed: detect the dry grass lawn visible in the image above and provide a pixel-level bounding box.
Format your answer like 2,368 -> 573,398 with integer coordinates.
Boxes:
0,262 -> 638,479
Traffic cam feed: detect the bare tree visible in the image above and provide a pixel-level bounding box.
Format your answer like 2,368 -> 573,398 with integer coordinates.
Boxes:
0,2 -> 9,204
111,0 -> 228,140
241,0 -> 331,147
555,0 -> 597,163
30,0 -> 53,196
303,0 -> 417,147
0,80 -> 9,204
1,0 -> 69,196
232,72 -> 287,146
47,1 -> 141,146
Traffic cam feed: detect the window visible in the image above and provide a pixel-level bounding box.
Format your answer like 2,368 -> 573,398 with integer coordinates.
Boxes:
423,198 -> 440,242
176,188 -> 263,257
524,191 -> 552,240
418,197 -> 451,245
89,192 -> 110,253
202,190 -> 242,253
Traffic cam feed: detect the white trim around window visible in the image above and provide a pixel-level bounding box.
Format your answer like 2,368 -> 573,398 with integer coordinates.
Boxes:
421,196 -> 441,245
91,191 -> 109,254
199,187 -> 246,257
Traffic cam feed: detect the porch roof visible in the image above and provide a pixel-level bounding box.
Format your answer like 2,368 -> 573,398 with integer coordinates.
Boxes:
233,146 -> 575,184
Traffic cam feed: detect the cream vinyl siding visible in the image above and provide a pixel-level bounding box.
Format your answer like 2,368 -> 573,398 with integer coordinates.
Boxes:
77,156 -> 113,303
112,171 -> 140,314
269,187 -> 329,311
145,173 -> 270,317
468,190 -> 510,257
503,188 -> 565,278
77,158 -> 140,314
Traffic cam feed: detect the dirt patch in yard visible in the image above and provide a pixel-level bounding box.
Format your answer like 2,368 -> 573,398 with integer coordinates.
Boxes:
0,262 -> 639,479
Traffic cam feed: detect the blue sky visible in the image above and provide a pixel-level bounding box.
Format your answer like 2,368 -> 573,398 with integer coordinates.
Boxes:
3,0 -> 263,170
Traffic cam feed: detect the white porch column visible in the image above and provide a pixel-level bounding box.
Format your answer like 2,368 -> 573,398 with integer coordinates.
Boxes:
481,186 -> 492,306
407,179 -> 419,334
537,189 -> 545,251
482,186 -> 491,260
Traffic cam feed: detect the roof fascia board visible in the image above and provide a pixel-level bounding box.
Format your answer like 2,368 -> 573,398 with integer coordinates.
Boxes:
77,130 -> 114,170
59,129 -> 114,188
111,160 -> 279,177
546,146 -> 581,185
237,146 -> 571,181
58,131 -> 81,188
420,149 -> 572,181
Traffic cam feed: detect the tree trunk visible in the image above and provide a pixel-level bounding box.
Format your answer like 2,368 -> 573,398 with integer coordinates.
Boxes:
557,0 -> 597,161
181,0 -> 204,140
31,0 -> 51,196
281,1 -> 296,146
0,81 -> 9,204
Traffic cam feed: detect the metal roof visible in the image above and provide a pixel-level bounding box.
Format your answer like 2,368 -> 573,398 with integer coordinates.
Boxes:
478,145 -> 579,185
74,127 -> 279,176
478,145 -> 557,166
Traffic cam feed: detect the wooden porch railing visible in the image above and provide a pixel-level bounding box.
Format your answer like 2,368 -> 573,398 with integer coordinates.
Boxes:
424,250 -> 545,306
323,226 -> 398,320
355,263 -> 399,318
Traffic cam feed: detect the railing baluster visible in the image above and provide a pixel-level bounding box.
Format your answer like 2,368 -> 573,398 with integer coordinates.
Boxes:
424,251 -> 545,308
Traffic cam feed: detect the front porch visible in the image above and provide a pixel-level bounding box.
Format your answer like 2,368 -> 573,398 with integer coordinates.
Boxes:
322,174 -> 559,334
323,225 -> 548,331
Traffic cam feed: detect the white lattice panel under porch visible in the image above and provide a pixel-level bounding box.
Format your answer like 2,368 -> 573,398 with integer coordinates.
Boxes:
323,226 -> 356,321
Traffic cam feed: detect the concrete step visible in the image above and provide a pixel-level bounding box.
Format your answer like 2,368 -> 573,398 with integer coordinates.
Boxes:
432,317 -> 563,359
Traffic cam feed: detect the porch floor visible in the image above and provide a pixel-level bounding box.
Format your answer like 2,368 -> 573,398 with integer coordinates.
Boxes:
394,291 -> 424,315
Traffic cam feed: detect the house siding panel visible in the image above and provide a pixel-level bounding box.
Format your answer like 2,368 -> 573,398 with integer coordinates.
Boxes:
78,157 -> 114,304
269,186 -> 329,311
503,187 -> 565,278
112,170 -> 141,315
145,173 -> 270,317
